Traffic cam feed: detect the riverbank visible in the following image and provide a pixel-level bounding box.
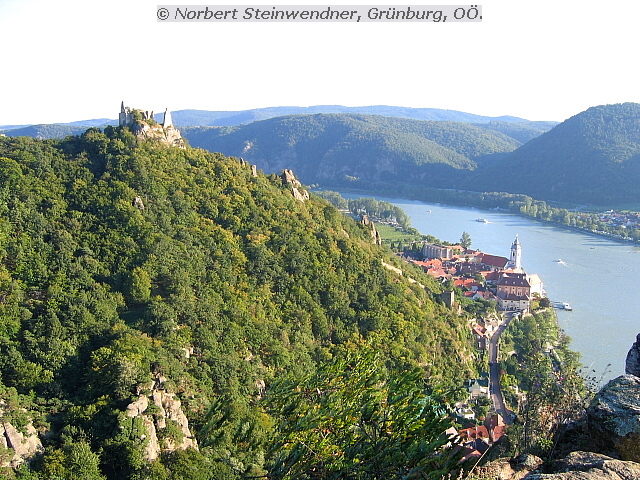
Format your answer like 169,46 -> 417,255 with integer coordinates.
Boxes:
316,187 -> 640,246
332,190 -> 637,382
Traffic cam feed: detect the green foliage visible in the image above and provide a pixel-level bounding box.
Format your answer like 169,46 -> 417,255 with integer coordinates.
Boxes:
181,113 -> 521,190
460,231 -> 472,249
346,197 -> 412,230
264,348 -> 460,480
314,190 -> 348,209
39,442 -> 107,480
499,310 -> 587,460
129,267 -> 152,303
473,120 -> 559,144
0,131 -> 477,479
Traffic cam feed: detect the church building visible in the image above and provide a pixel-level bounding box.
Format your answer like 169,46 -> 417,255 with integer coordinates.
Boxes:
496,235 -> 543,312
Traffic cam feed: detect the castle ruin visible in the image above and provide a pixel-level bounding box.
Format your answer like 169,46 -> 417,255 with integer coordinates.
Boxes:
119,101 -> 173,128
118,101 -> 184,148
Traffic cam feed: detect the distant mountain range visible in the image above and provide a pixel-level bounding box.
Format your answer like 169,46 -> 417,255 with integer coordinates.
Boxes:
7,103 -> 640,205
168,105 -> 532,126
0,105 -> 545,135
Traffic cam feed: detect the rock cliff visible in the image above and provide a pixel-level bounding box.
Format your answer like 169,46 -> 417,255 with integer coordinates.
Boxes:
360,214 -> 382,246
130,121 -> 185,148
125,376 -> 198,462
625,333 -> 640,377
0,405 -> 44,469
525,451 -> 640,479
280,169 -> 309,202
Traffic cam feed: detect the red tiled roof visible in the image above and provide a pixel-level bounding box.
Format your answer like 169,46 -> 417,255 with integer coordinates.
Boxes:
458,425 -> 489,441
483,271 -> 501,281
426,268 -> 450,278
480,254 -> 509,268
491,425 -> 505,443
473,324 -> 487,336
454,278 -> 481,289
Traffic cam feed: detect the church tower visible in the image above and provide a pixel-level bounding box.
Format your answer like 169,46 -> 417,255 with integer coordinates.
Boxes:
508,235 -> 522,270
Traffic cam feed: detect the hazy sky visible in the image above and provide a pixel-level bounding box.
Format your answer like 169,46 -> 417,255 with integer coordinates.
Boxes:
1,0 -> 638,125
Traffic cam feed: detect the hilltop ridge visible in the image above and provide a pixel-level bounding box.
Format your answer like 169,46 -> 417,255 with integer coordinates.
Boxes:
467,102 -> 640,204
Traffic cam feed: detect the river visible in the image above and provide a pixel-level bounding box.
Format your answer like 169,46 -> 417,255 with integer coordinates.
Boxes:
341,193 -> 640,382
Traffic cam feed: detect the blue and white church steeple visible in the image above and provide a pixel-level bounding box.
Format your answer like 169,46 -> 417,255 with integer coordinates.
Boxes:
508,235 -> 522,270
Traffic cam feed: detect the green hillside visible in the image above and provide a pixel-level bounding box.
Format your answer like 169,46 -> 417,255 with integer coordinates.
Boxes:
473,120 -> 559,144
1,124 -> 90,139
0,129 -> 476,478
469,103 -> 640,204
181,113 -> 521,188
171,105 -> 529,126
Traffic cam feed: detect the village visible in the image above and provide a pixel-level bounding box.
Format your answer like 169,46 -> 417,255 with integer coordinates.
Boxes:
402,235 -> 545,461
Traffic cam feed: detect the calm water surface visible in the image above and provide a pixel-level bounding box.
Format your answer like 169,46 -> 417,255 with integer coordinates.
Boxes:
341,193 -> 640,381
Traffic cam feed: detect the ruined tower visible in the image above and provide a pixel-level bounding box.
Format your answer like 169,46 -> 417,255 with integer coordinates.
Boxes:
119,101 -> 132,126
163,108 -> 173,128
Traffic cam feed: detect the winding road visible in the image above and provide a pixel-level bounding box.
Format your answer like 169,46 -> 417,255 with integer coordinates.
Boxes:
488,311 -> 516,424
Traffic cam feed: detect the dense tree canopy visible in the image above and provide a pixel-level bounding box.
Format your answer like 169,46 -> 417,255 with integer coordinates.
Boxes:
0,130 -> 477,478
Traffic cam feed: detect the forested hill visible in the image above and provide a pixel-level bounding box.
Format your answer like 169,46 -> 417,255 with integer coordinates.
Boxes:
170,105 -> 529,126
467,103 -> 640,204
181,113 -> 522,188
1,124 -> 89,139
0,128 -> 476,478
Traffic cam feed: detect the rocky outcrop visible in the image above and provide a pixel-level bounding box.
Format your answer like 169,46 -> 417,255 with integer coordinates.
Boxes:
473,454 -> 543,479
525,451 -> 640,479
133,195 -> 145,210
587,374 -> 640,463
360,215 -> 382,246
625,333 -> 640,377
0,420 -> 44,468
477,452 -> 640,479
125,377 -> 198,462
280,169 -> 309,202
131,121 -> 185,148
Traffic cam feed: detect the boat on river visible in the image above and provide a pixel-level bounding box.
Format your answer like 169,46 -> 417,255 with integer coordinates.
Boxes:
562,303 -> 573,311
476,218 -> 489,223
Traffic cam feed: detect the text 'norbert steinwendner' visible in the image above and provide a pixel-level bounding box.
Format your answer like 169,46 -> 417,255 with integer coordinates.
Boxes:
156,5 -> 483,23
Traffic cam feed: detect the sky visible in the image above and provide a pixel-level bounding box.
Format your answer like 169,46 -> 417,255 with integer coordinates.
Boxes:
1,0 -> 639,125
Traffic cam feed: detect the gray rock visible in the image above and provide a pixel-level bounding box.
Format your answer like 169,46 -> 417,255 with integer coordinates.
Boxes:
291,187 -> 310,202
2,421 -> 44,468
133,195 -> 145,210
280,169 -> 302,188
130,121 -> 186,149
124,377 -> 198,462
280,169 -> 309,202
360,215 -> 381,245
588,374 -> 640,462
625,333 -> 640,377
523,451 -> 640,479
474,454 -> 542,480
